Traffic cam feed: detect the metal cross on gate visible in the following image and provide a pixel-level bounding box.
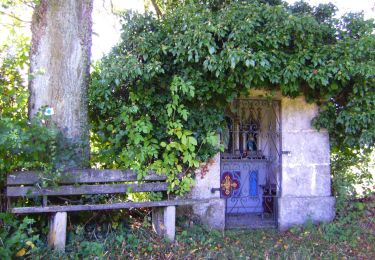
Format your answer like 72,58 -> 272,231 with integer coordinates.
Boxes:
220,172 -> 240,197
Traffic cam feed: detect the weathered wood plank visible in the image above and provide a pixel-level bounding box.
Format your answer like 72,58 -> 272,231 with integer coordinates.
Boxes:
10,199 -> 210,214
7,182 -> 168,197
7,169 -> 166,185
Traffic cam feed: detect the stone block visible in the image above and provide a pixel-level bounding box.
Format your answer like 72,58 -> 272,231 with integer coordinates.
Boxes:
186,153 -> 225,231
282,165 -> 332,197
281,132 -> 330,166
281,96 -> 319,132
192,198 -> 225,230
152,206 -> 176,241
278,196 -> 335,231
48,212 -> 67,251
191,153 -> 221,199
163,206 -> 176,241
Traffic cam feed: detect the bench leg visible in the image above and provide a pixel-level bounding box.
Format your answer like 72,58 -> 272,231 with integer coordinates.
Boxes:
48,212 -> 67,251
152,206 -> 176,241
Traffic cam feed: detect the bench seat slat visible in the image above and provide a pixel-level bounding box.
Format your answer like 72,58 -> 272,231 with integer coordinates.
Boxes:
7,170 -> 166,185
7,182 -> 168,197
10,199 -> 210,214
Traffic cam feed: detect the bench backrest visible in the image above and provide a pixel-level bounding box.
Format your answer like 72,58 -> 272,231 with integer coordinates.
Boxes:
7,170 -> 168,198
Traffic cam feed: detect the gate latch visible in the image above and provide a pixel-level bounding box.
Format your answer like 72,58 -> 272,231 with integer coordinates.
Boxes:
282,151 -> 291,156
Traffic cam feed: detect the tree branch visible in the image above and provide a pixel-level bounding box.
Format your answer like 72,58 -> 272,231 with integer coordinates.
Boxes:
0,10 -> 31,23
150,0 -> 162,17
20,0 -> 37,9
0,22 -> 28,28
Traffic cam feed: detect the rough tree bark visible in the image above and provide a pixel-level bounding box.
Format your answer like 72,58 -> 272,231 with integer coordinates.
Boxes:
29,0 -> 93,167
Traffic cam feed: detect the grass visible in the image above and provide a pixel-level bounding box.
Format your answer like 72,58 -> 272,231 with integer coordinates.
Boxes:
29,223 -> 374,259
21,194 -> 375,259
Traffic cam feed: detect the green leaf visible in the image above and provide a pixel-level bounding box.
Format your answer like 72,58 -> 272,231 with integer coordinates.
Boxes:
181,135 -> 187,145
245,59 -> 255,67
208,46 -> 216,54
188,136 -> 197,146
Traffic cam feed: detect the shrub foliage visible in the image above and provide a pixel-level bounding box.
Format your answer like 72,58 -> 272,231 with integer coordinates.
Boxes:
89,0 -> 375,192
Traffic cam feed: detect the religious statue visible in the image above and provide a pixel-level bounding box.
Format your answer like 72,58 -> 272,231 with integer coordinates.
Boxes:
247,133 -> 257,152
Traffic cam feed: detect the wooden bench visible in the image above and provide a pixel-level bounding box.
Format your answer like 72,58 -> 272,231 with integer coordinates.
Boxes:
6,170 -> 205,251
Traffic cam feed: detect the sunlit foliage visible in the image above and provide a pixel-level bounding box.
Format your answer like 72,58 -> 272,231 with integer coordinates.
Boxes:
89,0 -> 374,193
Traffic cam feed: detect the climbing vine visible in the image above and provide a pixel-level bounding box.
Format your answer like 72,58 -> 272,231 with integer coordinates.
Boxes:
89,0 -> 375,193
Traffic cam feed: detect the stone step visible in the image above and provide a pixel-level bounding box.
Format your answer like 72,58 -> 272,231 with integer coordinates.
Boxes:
225,214 -> 276,229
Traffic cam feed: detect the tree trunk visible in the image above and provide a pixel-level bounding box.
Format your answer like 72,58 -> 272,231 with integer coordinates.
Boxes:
29,0 -> 93,167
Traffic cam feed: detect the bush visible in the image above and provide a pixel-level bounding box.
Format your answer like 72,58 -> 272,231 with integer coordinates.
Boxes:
331,148 -> 374,216
89,0 -> 375,193
0,213 -> 40,258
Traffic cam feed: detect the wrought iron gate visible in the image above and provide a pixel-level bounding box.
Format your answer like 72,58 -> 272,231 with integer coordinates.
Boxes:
220,99 -> 281,228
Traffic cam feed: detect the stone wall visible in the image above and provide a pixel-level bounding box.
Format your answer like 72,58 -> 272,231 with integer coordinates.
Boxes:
278,96 -> 335,230
190,153 -> 226,230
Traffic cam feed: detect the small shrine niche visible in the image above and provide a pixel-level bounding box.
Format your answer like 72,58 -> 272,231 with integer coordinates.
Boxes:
219,99 -> 281,227
191,95 -> 335,231
221,100 -> 268,160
